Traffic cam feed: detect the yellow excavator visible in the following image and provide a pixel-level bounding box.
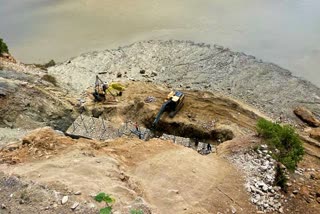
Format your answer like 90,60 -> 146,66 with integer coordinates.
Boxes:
152,91 -> 185,129
92,75 -> 125,102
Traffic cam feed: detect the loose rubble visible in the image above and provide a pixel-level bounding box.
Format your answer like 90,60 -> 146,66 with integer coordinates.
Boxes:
71,202 -> 79,210
229,145 -> 284,213
144,96 -> 156,103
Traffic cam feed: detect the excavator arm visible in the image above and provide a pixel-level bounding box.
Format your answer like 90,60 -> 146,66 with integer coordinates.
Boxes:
151,91 -> 184,130
152,100 -> 172,129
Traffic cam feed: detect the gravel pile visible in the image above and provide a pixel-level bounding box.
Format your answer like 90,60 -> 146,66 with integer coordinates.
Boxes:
229,145 -> 285,213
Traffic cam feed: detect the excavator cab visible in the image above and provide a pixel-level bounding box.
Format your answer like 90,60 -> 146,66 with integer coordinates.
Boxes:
151,91 -> 185,129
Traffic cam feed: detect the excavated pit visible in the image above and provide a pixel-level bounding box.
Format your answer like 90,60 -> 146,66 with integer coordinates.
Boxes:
143,117 -> 234,145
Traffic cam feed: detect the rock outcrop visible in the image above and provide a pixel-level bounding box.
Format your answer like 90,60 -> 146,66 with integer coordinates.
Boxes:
0,69 -> 77,131
294,106 -> 320,127
308,128 -> 320,142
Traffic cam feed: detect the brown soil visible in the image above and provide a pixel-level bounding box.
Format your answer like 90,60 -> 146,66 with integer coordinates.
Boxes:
0,127 -> 256,213
0,80 -> 319,213
82,81 -> 264,142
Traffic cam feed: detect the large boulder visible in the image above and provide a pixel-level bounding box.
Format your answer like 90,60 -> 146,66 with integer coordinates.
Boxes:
0,53 -> 16,63
294,106 -> 320,127
308,128 -> 320,142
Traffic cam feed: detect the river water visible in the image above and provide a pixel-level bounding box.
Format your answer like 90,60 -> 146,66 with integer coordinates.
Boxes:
1,0 -> 320,86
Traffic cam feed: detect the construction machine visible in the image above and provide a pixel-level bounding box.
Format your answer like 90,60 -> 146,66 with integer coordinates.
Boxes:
92,75 -> 125,102
151,91 -> 185,129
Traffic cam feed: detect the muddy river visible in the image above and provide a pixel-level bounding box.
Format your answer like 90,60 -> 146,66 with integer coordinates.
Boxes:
1,0 -> 319,86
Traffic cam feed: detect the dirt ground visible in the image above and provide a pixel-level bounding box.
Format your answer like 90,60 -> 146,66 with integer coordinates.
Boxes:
0,72 -> 319,213
80,81 -> 263,141
0,127 -> 257,213
1,127 -> 319,213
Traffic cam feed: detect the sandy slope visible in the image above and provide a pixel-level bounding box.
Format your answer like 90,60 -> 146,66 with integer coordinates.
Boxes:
0,128 -> 255,213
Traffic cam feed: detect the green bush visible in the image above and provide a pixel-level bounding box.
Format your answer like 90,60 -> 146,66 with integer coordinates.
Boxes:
0,38 -> 9,55
94,192 -> 115,214
257,118 -> 304,172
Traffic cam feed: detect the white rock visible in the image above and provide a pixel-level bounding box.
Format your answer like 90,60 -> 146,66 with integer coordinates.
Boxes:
262,185 -> 268,192
279,207 -> 284,213
260,144 -> 268,150
231,205 -> 237,213
71,202 -> 79,210
61,196 -> 69,205
251,198 -> 258,204
88,203 -> 95,208
292,190 -> 299,194
260,165 -> 268,171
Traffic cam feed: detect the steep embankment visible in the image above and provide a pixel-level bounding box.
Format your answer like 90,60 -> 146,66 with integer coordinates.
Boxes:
1,40 -> 320,213
49,40 -> 320,123
0,60 -> 78,143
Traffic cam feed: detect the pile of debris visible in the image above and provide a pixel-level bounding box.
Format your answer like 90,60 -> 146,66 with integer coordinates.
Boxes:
229,145 -> 285,213
0,127 -> 74,164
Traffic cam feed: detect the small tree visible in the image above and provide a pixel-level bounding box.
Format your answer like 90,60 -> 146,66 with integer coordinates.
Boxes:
257,118 -> 304,172
0,38 -> 9,55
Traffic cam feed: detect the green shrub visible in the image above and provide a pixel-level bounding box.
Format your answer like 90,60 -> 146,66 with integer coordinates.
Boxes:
257,118 -> 304,172
94,192 -> 115,214
41,74 -> 57,86
0,38 -> 9,55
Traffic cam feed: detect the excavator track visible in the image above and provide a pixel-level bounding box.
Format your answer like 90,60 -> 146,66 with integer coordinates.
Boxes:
169,102 -> 184,118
